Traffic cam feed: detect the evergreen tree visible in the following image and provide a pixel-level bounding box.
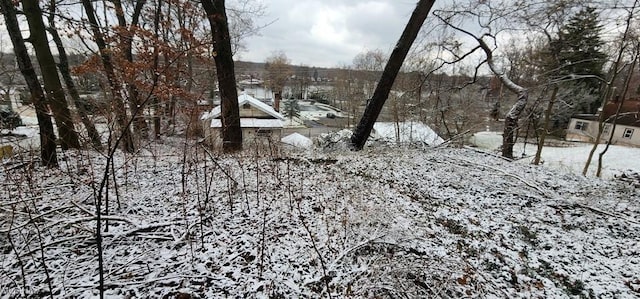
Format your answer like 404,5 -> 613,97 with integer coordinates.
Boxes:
282,99 -> 300,120
555,6 -> 606,112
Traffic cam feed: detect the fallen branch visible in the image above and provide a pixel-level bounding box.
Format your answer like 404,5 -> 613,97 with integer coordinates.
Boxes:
548,202 -> 640,225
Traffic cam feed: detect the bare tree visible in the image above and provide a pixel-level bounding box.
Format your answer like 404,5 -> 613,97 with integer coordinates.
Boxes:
264,51 -> 292,111
352,49 -> 387,99
202,0 -> 243,152
45,1 -> 102,150
351,0 -> 435,150
583,0 -> 639,176
0,0 -> 58,166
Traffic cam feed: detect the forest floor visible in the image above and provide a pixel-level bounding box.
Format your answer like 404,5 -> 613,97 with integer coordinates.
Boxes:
1,137 -> 639,298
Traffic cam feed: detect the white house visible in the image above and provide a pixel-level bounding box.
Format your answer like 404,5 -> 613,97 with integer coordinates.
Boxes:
200,93 -> 285,147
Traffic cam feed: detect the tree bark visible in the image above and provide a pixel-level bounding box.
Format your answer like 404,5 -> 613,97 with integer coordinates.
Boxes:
202,0 -> 242,152
477,37 -> 528,159
81,0 -> 135,153
45,6 -> 102,150
350,0 -> 435,150
22,0 -> 81,150
533,85 -> 558,165
0,0 -> 58,166
501,91 -> 528,159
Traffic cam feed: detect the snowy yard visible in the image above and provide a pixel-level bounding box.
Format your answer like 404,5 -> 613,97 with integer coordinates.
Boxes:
1,137 -> 639,298
469,131 -> 640,179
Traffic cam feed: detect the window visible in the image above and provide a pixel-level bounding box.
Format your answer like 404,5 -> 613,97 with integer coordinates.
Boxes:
623,128 -> 634,139
603,124 -> 611,135
242,103 -> 251,109
574,121 -> 588,131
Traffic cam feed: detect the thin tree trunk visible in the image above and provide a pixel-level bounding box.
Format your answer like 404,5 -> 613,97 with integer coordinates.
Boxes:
533,85 -> 558,165
596,44 -> 639,177
45,8 -> 102,150
0,0 -> 58,166
583,0 -> 637,175
113,0 -> 150,139
22,0 -> 80,150
202,0 -> 242,152
81,0 -> 135,153
350,0 -> 435,150
152,0 -> 162,139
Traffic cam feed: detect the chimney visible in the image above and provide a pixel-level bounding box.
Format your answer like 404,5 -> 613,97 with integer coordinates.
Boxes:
274,92 -> 281,112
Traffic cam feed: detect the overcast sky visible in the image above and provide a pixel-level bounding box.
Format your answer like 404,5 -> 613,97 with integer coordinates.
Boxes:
237,0 -> 425,68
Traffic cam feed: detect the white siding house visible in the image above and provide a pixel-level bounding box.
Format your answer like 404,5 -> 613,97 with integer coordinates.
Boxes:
200,93 -> 285,148
566,114 -> 640,147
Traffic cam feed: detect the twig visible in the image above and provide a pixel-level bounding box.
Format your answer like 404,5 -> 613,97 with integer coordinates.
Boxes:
296,200 -> 332,299
0,204 -> 74,233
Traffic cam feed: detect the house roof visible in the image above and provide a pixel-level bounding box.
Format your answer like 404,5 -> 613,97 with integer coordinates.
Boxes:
201,93 -> 285,121
607,113 -> 640,127
572,114 -> 600,122
209,118 -> 283,128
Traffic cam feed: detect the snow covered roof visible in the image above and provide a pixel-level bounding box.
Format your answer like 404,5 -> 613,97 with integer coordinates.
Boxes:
281,132 -> 313,148
209,118 -> 283,128
201,93 -> 285,121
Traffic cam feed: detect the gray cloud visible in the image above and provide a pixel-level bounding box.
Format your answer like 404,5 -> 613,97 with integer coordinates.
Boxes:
237,0 -> 420,67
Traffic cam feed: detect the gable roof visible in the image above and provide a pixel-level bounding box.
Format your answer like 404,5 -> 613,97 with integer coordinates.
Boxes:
201,93 -> 285,121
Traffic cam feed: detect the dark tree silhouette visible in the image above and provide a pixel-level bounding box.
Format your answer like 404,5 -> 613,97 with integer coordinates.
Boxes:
350,0 -> 435,150
46,2 -> 102,150
0,0 -> 58,166
202,0 -> 243,152
22,0 -> 81,149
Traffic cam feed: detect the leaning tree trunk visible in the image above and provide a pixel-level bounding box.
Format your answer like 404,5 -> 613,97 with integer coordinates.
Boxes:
350,0 -> 435,150
533,85 -> 558,165
502,90 -> 528,159
583,0 -> 637,176
22,0 -> 81,150
0,0 -> 58,166
476,39 -> 528,159
81,0 -> 135,153
46,21 -> 103,150
202,0 -> 243,152
596,43 -> 638,177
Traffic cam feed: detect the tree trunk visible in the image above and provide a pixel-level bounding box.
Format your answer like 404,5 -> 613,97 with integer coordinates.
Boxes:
22,0 -> 81,150
113,0 -> 150,139
350,0 -> 435,150
81,0 -> 135,153
533,85 -> 558,165
583,0 -> 637,176
501,90 -> 528,159
45,13 -> 103,150
0,0 -> 58,166
202,0 -> 242,152
596,44 -> 638,177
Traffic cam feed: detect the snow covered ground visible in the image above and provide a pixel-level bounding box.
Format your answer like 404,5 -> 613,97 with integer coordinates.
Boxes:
1,138 -> 639,298
468,131 -> 640,179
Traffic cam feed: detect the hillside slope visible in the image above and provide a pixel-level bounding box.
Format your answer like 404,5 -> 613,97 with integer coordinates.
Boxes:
1,144 -> 638,298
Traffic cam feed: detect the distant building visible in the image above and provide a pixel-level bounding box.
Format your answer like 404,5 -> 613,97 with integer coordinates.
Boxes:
200,93 -> 285,148
566,98 -> 640,147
